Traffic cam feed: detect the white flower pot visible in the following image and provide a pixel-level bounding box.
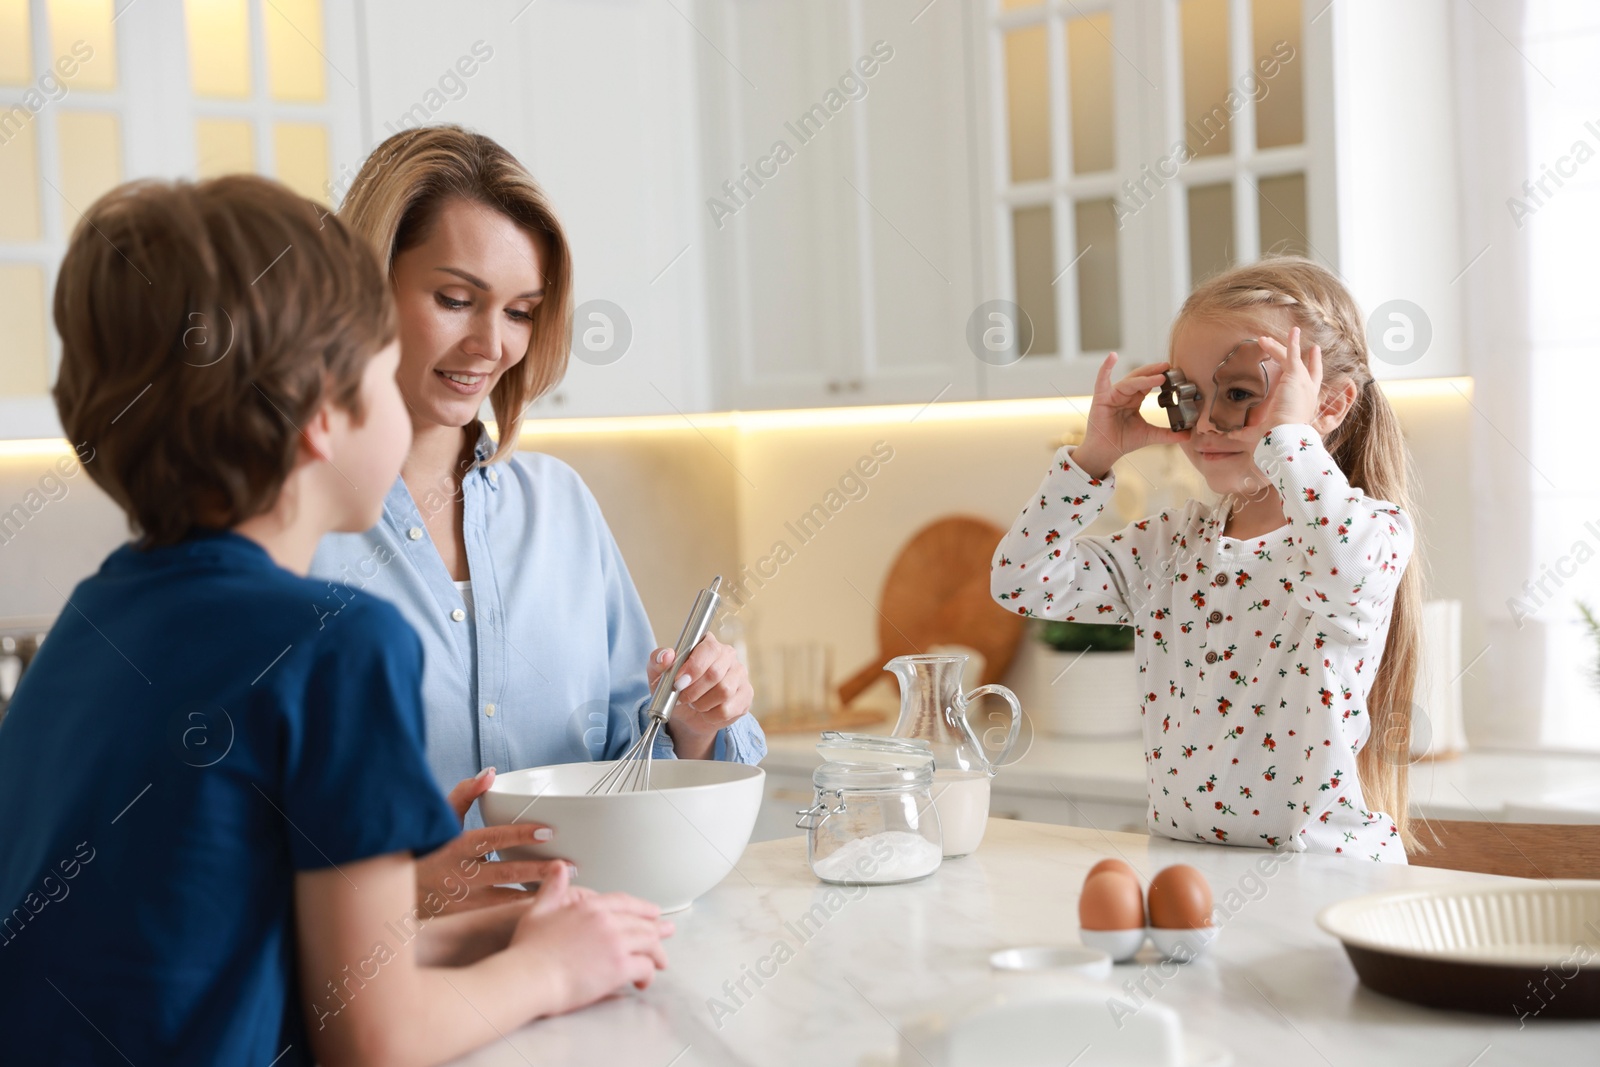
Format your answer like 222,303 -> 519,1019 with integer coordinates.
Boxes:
1026,647 -> 1141,739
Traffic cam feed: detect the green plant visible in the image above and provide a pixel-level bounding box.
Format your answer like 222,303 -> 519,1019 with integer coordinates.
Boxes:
1035,619 -> 1135,654
1579,601 -> 1600,691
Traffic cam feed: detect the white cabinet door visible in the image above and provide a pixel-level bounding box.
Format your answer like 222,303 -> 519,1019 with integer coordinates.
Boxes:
362,0 -> 708,419
704,0 -> 981,412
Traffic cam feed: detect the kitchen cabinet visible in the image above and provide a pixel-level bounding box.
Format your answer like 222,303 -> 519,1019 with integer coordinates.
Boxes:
698,0 -> 984,413
0,0 -> 1473,441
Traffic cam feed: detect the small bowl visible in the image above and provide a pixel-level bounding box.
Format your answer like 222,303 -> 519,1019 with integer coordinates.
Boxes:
990,946 -> 1113,979
1080,927 -> 1147,962
480,759 -> 765,913
1150,925 -> 1218,962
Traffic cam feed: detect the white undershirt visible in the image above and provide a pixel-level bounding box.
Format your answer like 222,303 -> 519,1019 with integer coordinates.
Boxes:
454,580 -> 473,618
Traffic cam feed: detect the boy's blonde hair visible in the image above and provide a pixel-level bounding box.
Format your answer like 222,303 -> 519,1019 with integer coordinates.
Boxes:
1177,256 -> 1424,855
336,125 -> 573,465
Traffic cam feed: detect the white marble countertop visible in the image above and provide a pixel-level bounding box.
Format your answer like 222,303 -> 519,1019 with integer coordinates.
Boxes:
446,819 -> 1598,1066
759,727 -> 1600,822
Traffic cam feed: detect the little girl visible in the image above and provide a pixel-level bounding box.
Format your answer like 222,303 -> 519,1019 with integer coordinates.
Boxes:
991,257 -> 1422,862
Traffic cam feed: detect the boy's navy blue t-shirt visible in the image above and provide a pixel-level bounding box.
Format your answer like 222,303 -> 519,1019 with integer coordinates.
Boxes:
0,530 -> 460,1065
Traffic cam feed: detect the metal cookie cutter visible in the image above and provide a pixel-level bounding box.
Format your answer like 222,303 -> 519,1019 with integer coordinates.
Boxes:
1158,369 -> 1201,430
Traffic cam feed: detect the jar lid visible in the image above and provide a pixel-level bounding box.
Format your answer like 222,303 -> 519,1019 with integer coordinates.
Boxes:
816,731 -> 934,769
814,759 -> 934,792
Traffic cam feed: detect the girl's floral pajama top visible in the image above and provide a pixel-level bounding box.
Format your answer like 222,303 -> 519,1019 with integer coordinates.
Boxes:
990,424 -> 1414,862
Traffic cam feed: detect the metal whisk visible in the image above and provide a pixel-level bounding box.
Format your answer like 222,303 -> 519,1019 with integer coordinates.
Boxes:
587,576 -> 723,794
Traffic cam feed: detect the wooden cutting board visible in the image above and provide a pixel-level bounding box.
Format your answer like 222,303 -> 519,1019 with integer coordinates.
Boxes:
836,515 -> 1024,706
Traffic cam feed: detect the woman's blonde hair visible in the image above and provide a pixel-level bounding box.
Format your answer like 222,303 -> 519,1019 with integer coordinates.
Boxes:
1177,255 -> 1425,855
338,125 -> 572,464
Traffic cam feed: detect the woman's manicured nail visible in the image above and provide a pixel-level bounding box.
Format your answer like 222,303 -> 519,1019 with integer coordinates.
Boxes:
476,766 -> 495,780
673,673 -> 691,692
533,828 -> 553,842
657,649 -> 670,664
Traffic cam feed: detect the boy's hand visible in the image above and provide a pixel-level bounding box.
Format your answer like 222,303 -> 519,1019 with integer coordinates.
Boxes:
510,863 -> 673,1011
1074,352 -> 1192,477
1252,327 -> 1323,430
414,768 -> 565,913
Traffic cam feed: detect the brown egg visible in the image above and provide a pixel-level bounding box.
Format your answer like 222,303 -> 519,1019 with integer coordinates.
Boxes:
1147,864 -> 1213,929
1086,858 -> 1139,884
1078,870 -> 1146,931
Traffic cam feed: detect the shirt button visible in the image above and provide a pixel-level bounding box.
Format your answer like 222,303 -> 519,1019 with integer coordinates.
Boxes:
1205,651 -> 1219,664
485,703 -> 496,717
488,468 -> 498,484
450,608 -> 466,622
1208,610 -> 1223,624
1213,573 -> 1229,587
407,527 -> 423,541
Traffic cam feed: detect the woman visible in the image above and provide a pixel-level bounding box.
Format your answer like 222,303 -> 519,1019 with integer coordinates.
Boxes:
313,126 -> 764,907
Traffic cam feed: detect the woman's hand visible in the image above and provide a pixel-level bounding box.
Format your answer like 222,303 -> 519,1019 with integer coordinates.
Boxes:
509,863 -> 673,1009
414,767 -> 569,914
1073,352 -> 1192,478
1252,326 -> 1323,430
648,635 -> 752,760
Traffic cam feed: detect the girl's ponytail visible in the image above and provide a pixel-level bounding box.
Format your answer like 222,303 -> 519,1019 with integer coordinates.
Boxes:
1324,379 -> 1425,855
1179,257 -> 1425,854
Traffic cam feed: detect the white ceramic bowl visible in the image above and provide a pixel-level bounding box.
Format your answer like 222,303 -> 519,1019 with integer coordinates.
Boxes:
480,760 -> 765,913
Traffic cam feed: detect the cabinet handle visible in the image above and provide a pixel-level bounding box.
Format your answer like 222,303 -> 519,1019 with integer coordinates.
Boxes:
826,380 -> 841,394
849,379 -> 863,392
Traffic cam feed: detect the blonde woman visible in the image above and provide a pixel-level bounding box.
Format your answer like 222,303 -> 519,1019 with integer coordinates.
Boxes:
313,127 -> 763,907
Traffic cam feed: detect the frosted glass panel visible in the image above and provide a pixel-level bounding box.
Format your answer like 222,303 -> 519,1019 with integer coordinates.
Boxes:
56,110 -> 122,224
273,121 -> 328,203
1074,198 -> 1120,352
1180,0 -> 1230,157
0,0 -> 30,84
48,0 -> 116,90
195,118 -> 255,177
1252,0 -> 1302,148
0,118 -> 41,240
1066,12 -> 1114,175
1257,171 -> 1308,257
0,265 -> 49,396
265,0 -> 325,102
1187,181 -> 1234,285
1011,204 -> 1056,357
1004,25 -> 1050,183
186,0 -> 252,98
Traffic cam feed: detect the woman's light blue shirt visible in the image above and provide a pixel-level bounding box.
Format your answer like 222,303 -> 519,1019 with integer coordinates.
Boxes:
310,426 -> 765,826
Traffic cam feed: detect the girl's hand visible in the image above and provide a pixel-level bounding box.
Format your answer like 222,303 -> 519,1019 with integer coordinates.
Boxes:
648,635 -> 753,759
509,863 -> 672,1007
413,767 -> 566,913
1074,352 -> 1192,477
1252,327 -> 1324,430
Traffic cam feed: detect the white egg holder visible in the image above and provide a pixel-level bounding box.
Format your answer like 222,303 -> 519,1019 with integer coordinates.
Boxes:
1081,924 -> 1220,964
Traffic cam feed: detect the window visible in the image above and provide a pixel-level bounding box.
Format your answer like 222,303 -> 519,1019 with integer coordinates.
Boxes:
185,0 -> 336,203
0,0 -> 125,399
0,0 -> 355,434
984,0 -> 1313,381
993,0 -> 1124,362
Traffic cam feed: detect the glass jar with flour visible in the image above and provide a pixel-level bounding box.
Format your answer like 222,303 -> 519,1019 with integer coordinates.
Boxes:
794,733 -> 943,886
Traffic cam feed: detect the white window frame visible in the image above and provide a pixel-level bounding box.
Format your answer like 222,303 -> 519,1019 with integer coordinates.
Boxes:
0,0 -> 363,441
972,0 -> 1335,401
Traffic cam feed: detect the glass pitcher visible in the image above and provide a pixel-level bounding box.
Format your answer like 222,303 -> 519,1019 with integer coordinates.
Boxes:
883,654 -> 1022,858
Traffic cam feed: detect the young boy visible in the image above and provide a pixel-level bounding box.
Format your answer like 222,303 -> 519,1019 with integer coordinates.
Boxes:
0,176 -> 669,1066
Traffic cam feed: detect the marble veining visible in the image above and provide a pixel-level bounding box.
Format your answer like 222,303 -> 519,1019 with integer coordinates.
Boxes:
446,820 -> 1599,1066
